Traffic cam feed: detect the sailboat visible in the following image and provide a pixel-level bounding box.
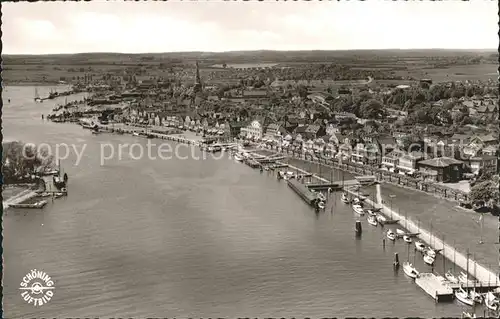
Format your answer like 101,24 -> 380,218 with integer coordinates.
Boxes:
341,192 -> 350,203
485,291 -> 499,311
415,241 -> 426,252
317,201 -> 326,210
456,287 -> 475,306
470,256 -> 483,304
387,230 -> 396,241
445,270 -> 459,283
423,253 -> 435,266
426,221 -> 437,258
403,261 -> 419,279
367,215 -> 378,226
403,235 -> 412,243
52,160 -> 68,190
461,311 -> 476,318
34,87 -> 42,102
352,203 -> 365,215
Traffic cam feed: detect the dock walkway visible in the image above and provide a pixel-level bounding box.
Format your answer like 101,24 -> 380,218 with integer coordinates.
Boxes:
287,179 -> 318,206
374,184 -> 500,289
415,273 -> 454,302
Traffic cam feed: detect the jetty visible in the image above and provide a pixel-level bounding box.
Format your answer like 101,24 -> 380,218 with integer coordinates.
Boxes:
306,180 -> 359,191
415,273 -> 454,302
9,200 -> 48,209
287,179 -> 318,206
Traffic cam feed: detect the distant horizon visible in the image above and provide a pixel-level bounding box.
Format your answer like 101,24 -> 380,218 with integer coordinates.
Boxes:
3,48 -> 498,57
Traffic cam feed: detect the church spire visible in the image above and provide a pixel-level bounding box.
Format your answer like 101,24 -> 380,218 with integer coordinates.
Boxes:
193,61 -> 202,93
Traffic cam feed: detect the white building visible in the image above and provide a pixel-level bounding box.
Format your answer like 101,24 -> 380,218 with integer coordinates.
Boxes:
241,120 -> 263,140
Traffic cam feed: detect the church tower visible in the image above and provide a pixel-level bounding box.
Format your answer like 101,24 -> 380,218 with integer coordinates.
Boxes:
193,61 -> 202,93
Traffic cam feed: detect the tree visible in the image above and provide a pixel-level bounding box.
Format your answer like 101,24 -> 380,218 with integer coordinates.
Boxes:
296,85 -> 308,99
469,175 -> 499,207
359,99 -> 383,119
2,141 -> 54,184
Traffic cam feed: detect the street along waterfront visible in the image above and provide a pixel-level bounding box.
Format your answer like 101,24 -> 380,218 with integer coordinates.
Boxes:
2,86 -> 479,317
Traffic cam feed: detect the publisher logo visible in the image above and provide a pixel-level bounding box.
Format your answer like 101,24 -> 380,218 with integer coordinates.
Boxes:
19,269 -> 55,306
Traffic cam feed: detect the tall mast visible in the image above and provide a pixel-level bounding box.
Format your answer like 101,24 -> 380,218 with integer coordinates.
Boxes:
454,239 -> 456,273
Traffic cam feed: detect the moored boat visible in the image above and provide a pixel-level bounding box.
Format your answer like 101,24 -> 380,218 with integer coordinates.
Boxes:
485,291 -> 499,311
366,208 -> 380,216
426,248 -> 437,259
403,261 -> 419,279
234,154 -> 244,162
367,215 -> 378,226
387,230 -> 396,241
341,192 -> 350,203
461,312 -> 476,319
403,235 -> 412,243
376,214 -> 387,224
445,270 -> 459,284
459,271 -> 469,284
317,201 -> 326,210
423,254 -> 435,266
352,204 -> 365,215
456,288 -> 474,306
396,229 -> 405,237
415,241 -> 426,252
470,290 -> 483,304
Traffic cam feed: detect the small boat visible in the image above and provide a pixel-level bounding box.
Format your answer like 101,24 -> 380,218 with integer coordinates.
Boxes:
461,312 -> 476,319
341,192 -> 350,203
445,271 -> 459,284
317,193 -> 326,202
415,241 -> 426,252
132,132 -> 140,137
366,209 -> 377,216
396,229 -> 405,237
462,311 -> 476,319
426,248 -> 436,259
456,288 -> 474,306
264,166 -> 270,171
353,197 -> 361,204
234,154 -> 244,162
367,215 -> 378,226
376,214 -> 387,224
317,201 -> 326,210
459,272 -> 469,284
470,290 -> 483,304
403,235 -> 412,243
403,261 -> 419,279
423,254 -> 435,265
485,291 -> 499,311
387,230 -> 396,241
352,204 -> 365,215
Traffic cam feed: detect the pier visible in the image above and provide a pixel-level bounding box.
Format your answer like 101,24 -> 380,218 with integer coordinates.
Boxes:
287,179 -> 318,206
415,273 -> 454,302
306,180 -> 360,191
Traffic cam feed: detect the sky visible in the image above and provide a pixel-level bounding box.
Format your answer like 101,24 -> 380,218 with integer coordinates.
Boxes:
3,1 -> 498,54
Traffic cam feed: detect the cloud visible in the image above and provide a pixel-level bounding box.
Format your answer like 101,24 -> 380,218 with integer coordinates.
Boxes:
2,1 -> 497,54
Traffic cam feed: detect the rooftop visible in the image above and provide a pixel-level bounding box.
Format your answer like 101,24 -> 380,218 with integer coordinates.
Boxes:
418,157 -> 463,168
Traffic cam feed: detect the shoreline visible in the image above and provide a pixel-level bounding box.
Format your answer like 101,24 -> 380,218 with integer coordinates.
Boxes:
272,158 -> 499,287
373,184 -> 498,286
